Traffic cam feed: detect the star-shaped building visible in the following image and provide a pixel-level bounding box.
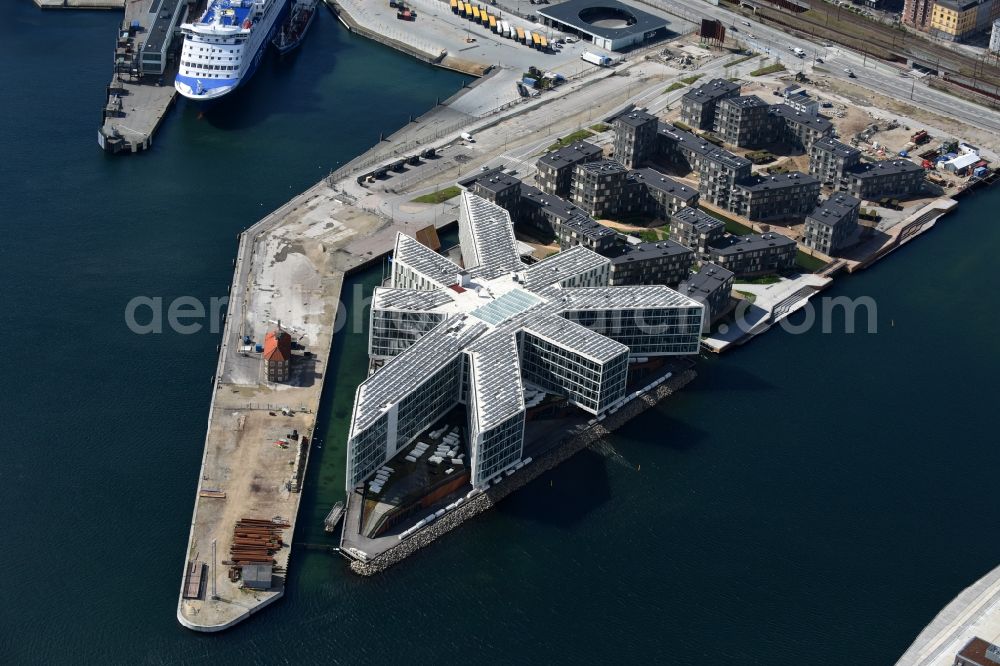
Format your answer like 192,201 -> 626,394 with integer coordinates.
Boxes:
346,192 -> 704,491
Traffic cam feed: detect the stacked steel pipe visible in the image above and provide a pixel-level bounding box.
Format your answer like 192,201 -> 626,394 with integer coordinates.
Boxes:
228,518 -> 289,565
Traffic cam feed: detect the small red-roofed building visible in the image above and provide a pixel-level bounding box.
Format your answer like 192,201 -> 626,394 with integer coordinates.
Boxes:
263,328 -> 292,383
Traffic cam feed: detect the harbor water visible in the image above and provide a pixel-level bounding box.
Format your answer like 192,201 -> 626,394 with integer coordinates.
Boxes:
1,3 -> 998,663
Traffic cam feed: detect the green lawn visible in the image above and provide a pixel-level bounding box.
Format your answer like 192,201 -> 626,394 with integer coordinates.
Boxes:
701,207 -> 754,235
796,251 -> 828,273
589,123 -> 611,133
673,120 -> 692,132
412,186 -> 461,204
546,129 -> 595,151
749,63 -> 787,76
680,74 -> 704,85
665,82 -> 686,93
735,275 -> 782,285
725,54 -> 756,67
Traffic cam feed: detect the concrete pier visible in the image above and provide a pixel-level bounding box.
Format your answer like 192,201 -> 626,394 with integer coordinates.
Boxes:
176,172 -> 463,631
35,0 -> 124,8
896,562 -> 1000,666
96,0 -> 183,154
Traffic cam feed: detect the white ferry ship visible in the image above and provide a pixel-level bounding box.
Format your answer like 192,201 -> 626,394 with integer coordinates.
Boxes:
175,0 -> 290,101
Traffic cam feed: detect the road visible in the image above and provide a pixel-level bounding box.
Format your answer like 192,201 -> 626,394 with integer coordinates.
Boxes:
635,0 -> 1000,132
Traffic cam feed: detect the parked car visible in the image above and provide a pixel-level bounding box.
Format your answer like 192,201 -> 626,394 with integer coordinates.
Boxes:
844,68 -> 855,77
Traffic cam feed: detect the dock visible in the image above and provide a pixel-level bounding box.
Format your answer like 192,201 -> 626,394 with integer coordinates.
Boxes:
96,0 -> 186,154
34,0 -> 124,8
176,164 -> 464,632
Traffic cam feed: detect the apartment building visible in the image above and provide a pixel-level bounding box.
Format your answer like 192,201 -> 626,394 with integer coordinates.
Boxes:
802,193 -> 861,255
680,78 -> 741,130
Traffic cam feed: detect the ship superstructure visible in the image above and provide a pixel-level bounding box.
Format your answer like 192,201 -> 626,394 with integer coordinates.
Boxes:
175,0 -> 289,101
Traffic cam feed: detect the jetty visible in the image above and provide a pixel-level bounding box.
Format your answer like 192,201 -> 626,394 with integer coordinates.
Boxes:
96,0 -> 185,153
34,0 -> 123,8
176,160 -> 466,631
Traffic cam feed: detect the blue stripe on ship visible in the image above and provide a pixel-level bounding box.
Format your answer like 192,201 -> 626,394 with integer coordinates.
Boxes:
176,0 -> 290,102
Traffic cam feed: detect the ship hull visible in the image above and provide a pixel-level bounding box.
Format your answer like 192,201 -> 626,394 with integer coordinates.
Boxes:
174,0 -> 291,103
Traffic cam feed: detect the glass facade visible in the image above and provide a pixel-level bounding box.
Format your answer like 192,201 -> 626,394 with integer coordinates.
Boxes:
346,354 -> 463,490
469,408 -> 525,487
370,309 -> 446,358
518,331 -> 628,414
561,307 -> 703,355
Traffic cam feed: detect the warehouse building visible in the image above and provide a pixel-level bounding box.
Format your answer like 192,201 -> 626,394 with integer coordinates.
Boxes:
536,0 -> 671,51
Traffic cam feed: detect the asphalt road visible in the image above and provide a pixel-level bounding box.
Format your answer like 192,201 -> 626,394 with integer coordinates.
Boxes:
637,0 -> 1000,132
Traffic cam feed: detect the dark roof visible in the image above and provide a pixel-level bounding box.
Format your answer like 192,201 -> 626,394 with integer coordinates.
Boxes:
812,137 -> 860,159
936,0 -> 985,11
614,109 -> 658,128
710,232 -> 796,255
471,171 -> 522,194
143,0 -> 184,54
672,206 -> 724,232
656,121 -> 752,170
577,159 -> 628,176
630,168 -> 699,202
538,141 -> 603,169
682,78 -> 741,105
606,239 -> 693,264
847,158 -> 924,178
720,94 -> 769,110
679,262 -> 734,300
806,193 -> 860,228
242,563 -> 273,590
736,171 -> 819,192
562,213 -> 617,240
520,186 -> 616,240
458,166 -> 506,188
537,0 -> 668,40
770,104 -> 833,133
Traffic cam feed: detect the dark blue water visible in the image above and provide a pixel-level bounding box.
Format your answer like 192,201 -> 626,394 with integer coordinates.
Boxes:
2,3 -> 998,663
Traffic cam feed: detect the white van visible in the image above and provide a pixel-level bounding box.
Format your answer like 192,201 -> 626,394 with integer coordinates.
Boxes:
460,132 -> 474,143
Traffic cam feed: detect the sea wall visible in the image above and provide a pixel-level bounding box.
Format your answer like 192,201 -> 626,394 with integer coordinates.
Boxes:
350,369 -> 697,576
